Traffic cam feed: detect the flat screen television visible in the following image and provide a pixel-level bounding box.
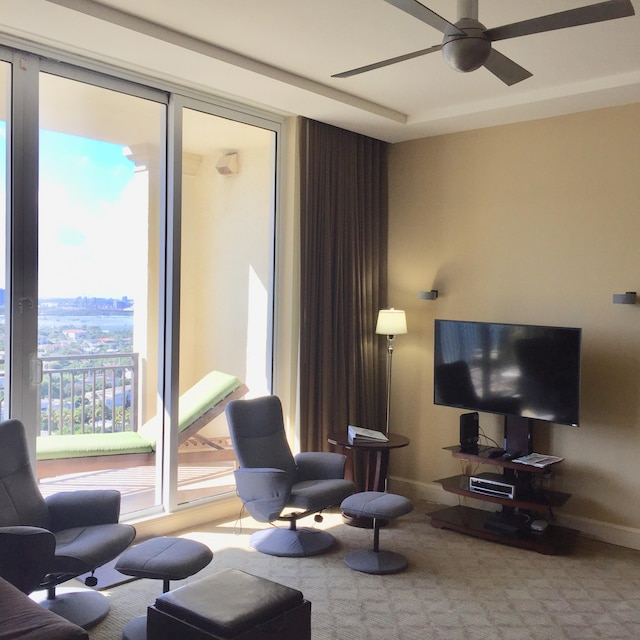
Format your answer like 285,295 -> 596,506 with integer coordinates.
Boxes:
434,319 -> 581,428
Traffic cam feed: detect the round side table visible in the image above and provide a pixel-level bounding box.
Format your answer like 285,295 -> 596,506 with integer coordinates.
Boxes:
328,431 -> 410,492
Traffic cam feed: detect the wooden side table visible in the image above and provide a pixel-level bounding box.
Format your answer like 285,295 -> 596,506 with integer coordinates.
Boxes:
327,431 -> 410,492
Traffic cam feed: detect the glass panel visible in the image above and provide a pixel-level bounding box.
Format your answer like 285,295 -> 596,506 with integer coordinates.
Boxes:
177,108 -> 275,505
36,73 -> 164,516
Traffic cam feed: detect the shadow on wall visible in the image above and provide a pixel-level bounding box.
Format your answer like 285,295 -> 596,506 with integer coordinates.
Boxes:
581,341 -> 639,430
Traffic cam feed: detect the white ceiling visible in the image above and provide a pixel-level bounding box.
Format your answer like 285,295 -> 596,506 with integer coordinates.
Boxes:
1,0 -> 639,143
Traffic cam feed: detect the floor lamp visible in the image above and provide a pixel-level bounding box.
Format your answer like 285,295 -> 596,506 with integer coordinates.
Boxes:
375,308 -> 407,436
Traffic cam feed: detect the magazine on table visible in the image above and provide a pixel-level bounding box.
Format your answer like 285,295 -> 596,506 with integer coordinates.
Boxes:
512,453 -> 564,468
347,425 -> 389,443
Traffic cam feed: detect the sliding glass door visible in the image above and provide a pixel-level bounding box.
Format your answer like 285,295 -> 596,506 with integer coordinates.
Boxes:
36,72 -> 165,515
1,44 -> 281,518
176,105 -> 275,505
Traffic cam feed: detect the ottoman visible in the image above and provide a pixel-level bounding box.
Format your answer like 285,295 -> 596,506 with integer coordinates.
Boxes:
340,491 -> 413,574
116,537 -> 213,594
115,537 -> 213,640
147,568 -> 311,640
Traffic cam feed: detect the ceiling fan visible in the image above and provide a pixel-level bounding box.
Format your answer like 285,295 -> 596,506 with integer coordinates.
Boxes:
333,0 -> 636,86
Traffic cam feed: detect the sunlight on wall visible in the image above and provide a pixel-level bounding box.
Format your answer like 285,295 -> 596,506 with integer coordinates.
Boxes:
246,265 -> 269,397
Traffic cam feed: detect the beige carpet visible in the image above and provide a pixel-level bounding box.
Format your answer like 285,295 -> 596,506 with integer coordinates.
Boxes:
86,501 -> 640,640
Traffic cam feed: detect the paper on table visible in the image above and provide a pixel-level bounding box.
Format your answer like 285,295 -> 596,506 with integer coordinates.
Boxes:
512,453 -> 564,468
347,425 -> 389,442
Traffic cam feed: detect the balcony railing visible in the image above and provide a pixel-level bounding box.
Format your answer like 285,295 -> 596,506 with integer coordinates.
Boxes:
39,353 -> 139,436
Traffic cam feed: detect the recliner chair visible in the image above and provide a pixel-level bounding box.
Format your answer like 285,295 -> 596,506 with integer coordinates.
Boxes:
0,419 -> 136,629
226,395 -> 355,557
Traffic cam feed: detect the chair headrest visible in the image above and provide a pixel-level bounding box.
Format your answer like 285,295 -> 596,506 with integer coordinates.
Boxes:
0,420 -> 50,529
226,396 -> 296,479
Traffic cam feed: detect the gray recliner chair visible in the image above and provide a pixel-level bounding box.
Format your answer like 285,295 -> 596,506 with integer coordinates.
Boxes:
226,395 -> 355,557
0,419 -> 136,629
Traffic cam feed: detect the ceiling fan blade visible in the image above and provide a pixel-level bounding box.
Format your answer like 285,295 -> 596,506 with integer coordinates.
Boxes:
483,48 -> 533,86
385,0 -> 465,35
332,45 -> 441,78
486,0 -> 635,42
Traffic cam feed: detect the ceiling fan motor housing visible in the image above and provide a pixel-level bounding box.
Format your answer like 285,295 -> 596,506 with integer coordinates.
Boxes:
442,18 -> 490,72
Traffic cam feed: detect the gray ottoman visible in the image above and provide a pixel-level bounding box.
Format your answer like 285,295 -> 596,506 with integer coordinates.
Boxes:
340,491 -> 413,574
115,537 -> 213,640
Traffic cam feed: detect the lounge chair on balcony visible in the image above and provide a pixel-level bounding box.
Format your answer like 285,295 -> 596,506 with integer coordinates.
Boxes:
35,370 -> 248,480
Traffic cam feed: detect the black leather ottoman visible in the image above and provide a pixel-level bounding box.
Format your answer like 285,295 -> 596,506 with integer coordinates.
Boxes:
147,568 -> 311,640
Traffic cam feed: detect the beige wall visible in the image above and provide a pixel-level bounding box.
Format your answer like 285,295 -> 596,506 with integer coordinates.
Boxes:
387,103 -> 640,545
180,143 -> 273,397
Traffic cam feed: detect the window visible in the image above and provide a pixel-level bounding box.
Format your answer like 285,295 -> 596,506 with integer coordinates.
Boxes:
2,45 -> 281,518
176,105 -> 275,506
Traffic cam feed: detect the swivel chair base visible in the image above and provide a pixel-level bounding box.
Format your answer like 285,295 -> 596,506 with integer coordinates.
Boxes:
250,527 -> 335,557
344,548 -> 408,575
32,586 -> 110,629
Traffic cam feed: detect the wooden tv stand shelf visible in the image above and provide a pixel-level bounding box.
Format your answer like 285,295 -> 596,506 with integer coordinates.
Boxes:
430,445 -> 577,555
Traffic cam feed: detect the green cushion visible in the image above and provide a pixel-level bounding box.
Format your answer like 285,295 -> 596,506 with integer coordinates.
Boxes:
137,370 -> 241,441
36,370 -> 242,461
36,431 -> 154,460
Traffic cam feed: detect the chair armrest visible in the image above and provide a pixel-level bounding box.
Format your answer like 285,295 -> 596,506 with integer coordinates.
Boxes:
295,451 -> 346,481
233,468 -> 291,522
0,526 -> 56,594
45,490 -> 122,532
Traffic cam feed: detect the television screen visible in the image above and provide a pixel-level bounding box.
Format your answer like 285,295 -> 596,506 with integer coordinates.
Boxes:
434,320 -> 581,427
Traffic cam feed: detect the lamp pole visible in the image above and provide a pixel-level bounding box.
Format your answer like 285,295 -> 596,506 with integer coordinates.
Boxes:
375,308 -> 407,436
384,334 -> 395,436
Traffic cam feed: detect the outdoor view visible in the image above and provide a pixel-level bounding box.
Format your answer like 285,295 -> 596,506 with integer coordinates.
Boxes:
38,128 -> 140,437
0,60 -> 276,517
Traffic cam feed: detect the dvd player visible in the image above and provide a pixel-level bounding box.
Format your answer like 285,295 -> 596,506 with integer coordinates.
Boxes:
469,472 -> 516,500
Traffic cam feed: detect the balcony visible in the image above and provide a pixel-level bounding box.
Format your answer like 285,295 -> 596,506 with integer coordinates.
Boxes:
35,353 -> 237,514
39,352 -> 139,435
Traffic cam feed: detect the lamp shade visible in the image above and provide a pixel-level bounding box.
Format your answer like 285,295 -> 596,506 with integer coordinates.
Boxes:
375,309 -> 407,336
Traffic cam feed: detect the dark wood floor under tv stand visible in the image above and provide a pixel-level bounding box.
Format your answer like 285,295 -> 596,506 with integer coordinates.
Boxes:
430,443 -> 578,555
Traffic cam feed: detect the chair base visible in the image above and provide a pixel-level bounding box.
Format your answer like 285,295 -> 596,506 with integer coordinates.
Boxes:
32,586 -> 111,629
122,614 -> 147,640
250,527 -> 335,557
344,549 -> 408,575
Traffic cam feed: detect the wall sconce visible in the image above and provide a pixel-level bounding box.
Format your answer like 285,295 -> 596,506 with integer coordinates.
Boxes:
613,291 -> 637,304
418,290 -> 438,300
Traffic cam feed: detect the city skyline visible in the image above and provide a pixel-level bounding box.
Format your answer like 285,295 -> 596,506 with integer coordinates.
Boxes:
0,290 -> 133,310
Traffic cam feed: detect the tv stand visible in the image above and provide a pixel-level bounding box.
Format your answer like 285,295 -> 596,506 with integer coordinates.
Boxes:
430,444 -> 577,554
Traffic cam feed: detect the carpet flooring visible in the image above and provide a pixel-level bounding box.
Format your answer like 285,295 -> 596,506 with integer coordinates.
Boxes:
85,501 -> 640,640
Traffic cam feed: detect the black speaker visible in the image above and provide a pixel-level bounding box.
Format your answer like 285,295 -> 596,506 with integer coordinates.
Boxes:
459,412 -> 479,452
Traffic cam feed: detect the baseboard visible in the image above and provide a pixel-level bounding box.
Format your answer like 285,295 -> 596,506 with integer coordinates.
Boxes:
389,476 -> 640,551
555,512 -> 640,551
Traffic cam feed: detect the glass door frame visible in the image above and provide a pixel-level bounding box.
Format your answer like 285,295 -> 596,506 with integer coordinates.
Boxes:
164,93 -> 280,511
7,50 -> 40,458
6,48 -> 172,488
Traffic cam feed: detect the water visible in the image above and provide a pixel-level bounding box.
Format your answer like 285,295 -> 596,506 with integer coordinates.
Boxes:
38,315 -> 133,332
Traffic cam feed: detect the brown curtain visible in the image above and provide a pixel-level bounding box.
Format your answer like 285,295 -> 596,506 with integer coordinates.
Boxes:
299,117 -> 388,452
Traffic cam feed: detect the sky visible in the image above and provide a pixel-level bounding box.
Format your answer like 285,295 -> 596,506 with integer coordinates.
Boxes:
0,124 -> 146,300
38,130 -> 141,299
